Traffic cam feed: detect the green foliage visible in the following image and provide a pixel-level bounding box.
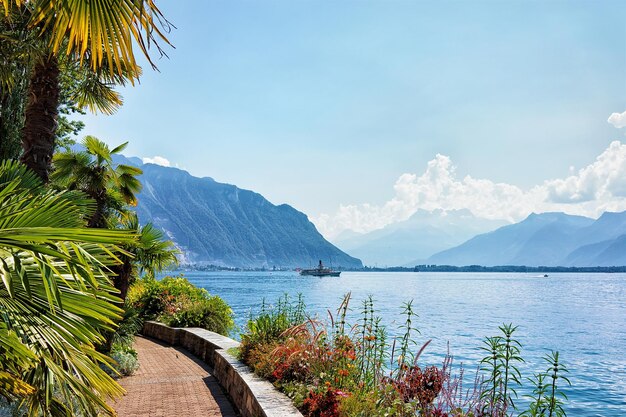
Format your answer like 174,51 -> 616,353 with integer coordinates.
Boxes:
395,300 -> 420,373
131,218 -> 180,279
0,76 -> 28,160
52,136 -> 143,228
0,9 -> 126,160
544,351 -> 570,417
501,324 -> 524,408
480,336 -> 504,412
54,65 -> 88,152
0,160 -> 136,416
0,0 -> 172,161
0,7 -> 33,161
238,293 -> 307,366
108,345 -> 139,377
522,373 -> 549,417
240,295 -> 572,417
479,324 -> 524,414
3,0 -> 173,77
162,295 -> 234,335
239,294 -> 443,417
52,136 -> 178,305
111,307 -> 143,349
522,352 -> 570,417
280,381 -> 310,409
129,275 -> 234,336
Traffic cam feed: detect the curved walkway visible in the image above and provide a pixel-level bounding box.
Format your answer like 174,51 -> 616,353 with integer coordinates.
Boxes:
112,336 -> 238,417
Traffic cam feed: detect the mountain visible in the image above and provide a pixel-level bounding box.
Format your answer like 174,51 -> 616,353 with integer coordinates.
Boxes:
561,211 -> 626,266
562,235 -> 626,266
333,209 -> 507,267
124,160 -> 361,268
427,211 -> 626,266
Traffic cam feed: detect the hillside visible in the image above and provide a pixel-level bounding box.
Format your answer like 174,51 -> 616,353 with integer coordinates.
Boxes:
130,161 -> 362,269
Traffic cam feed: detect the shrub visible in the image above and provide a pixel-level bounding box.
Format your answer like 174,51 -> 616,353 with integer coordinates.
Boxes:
384,364 -> 444,406
110,353 -> 139,377
129,275 -> 234,336
111,307 -> 143,349
243,341 -> 281,379
302,383 -> 348,417
107,345 -> 140,377
161,295 -> 234,336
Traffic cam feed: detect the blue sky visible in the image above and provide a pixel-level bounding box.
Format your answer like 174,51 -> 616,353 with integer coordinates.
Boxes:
80,0 -> 626,237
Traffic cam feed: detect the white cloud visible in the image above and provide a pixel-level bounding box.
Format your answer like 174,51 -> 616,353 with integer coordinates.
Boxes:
314,141 -> 626,238
608,111 -> 626,129
142,156 -> 171,167
544,141 -> 626,202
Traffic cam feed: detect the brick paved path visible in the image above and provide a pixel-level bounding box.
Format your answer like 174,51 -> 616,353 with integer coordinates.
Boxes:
112,336 -> 238,417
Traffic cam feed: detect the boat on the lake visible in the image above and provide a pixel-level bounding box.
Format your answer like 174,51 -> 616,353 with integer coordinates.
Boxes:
299,260 -> 341,277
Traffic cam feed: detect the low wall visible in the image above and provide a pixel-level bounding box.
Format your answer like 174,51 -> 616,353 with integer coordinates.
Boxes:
142,321 -> 303,417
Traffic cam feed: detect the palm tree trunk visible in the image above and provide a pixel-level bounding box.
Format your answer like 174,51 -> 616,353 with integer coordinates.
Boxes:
20,54 -> 60,182
112,259 -> 133,303
87,189 -> 109,228
101,258 -> 133,352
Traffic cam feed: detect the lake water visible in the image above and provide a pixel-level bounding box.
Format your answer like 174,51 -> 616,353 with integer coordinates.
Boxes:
179,270 -> 626,416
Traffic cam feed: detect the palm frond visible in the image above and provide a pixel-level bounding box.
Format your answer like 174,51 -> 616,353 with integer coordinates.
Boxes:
72,72 -> 123,115
27,0 -> 173,76
83,135 -> 112,164
0,160 -> 136,416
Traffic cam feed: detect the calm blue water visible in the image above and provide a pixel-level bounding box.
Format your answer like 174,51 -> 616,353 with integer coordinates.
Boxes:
179,271 -> 626,416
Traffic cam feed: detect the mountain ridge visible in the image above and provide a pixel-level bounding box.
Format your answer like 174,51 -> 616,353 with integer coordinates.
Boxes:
119,158 -> 362,269
427,211 -> 626,266
334,209 -> 507,266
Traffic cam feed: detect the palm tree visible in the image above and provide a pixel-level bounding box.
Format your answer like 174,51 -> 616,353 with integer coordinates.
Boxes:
52,136 -> 178,301
51,136 -> 142,229
0,8 -> 128,160
1,0 -> 172,181
115,212 -> 179,301
0,160 -> 136,416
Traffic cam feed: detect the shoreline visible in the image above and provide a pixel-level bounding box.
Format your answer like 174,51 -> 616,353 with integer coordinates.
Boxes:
173,265 -> 626,273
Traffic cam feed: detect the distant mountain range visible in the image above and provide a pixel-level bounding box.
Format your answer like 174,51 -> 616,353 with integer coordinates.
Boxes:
111,154 -> 626,268
427,211 -> 626,267
333,209 -> 507,266
115,157 -> 362,269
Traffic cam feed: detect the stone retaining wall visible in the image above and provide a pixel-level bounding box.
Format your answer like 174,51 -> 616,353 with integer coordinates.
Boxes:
142,321 -> 303,417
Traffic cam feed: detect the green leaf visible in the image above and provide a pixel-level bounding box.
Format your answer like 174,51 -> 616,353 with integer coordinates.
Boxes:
0,257 -> 13,297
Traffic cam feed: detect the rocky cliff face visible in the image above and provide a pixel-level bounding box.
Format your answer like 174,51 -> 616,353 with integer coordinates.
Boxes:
134,163 -> 362,269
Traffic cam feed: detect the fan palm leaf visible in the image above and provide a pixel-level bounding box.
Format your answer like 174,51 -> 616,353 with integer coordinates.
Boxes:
123,212 -> 179,278
51,136 -> 143,228
2,0 -> 172,77
0,160 -> 136,416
